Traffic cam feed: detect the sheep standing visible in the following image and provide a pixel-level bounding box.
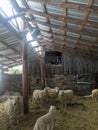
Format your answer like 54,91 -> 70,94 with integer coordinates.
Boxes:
32,105 -> 56,130
92,89 -> 98,102
32,88 -> 48,104
58,89 -> 74,107
5,96 -> 23,124
46,87 -> 59,103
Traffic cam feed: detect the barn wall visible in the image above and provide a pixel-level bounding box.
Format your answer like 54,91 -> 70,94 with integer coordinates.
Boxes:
0,73 -> 22,95
63,54 -> 98,75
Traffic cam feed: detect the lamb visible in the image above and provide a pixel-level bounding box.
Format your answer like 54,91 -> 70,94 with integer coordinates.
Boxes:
58,89 -> 74,107
5,95 -> 23,124
32,105 -> 56,130
92,89 -> 98,102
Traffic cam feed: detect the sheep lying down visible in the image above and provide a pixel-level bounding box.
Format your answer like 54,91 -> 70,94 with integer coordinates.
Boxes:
33,105 -> 56,130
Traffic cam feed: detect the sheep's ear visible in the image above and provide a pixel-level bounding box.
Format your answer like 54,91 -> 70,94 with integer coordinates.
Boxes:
50,105 -> 55,109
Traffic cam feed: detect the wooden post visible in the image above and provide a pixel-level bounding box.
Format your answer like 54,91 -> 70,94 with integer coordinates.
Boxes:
40,53 -> 45,88
0,69 -> 2,95
21,31 -> 28,114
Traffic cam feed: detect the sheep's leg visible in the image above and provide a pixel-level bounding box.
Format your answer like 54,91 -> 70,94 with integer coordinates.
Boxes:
65,102 -> 67,108
51,122 -> 54,130
47,124 -> 50,130
95,97 -> 97,102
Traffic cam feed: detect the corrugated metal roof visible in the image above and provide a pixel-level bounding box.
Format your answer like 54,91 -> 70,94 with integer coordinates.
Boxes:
68,9 -> 84,20
0,0 -> 98,70
46,5 -> 64,16
67,0 -> 88,5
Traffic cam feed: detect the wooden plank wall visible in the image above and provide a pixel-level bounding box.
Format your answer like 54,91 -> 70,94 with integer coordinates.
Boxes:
63,54 -> 98,74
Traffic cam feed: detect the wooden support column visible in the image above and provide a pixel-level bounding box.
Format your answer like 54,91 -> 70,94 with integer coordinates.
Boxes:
0,69 -> 2,95
21,31 -> 29,114
40,53 -> 45,88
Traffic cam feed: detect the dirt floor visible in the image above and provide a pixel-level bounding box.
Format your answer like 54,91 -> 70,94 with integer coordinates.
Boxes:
0,96 -> 98,130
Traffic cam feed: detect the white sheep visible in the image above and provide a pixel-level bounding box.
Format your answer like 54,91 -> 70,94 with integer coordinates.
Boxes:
46,87 -> 59,103
46,87 -> 59,97
5,96 -> 23,124
32,88 -> 48,104
32,105 -> 56,130
58,89 -> 74,107
92,89 -> 98,102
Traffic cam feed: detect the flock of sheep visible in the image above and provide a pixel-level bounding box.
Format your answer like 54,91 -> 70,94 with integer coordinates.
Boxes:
3,87 -> 98,130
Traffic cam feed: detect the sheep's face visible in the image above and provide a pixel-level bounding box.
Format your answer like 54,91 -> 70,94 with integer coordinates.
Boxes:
58,91 -> 63,95
49,105 -> 56,113
10,96 -> 19,106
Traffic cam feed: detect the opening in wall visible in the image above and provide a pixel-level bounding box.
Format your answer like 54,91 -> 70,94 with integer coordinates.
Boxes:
45,51 -> 62,65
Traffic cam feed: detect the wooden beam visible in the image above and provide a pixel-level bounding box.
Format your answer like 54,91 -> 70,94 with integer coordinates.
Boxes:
0,14 -> 21,40
28,0 -> 98,14
42,42 -> 98,60
8,62 -> 22,68
76,0 -> 94,45
42,34 -> 95,45
30,17 -> 98,39
40,55 -> 45,88
29,10 -> 98,28
39,38 -> 98,57
21,31 -> 29,114
0,41 -> 20,54
4,12 -> 25,21
38,25 -> 97,39
40,37 -> 98,53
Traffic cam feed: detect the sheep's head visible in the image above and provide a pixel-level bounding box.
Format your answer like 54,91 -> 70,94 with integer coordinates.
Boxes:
49,105 -> 56,114
9,96 -> 20,106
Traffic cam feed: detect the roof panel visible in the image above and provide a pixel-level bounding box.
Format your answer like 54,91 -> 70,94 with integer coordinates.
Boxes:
67,0 -> 88,5
40,31 -> 52,37
0,42 -> 7,49
0,49 -> 14,55
52,28 -> 65,34
84,26 -> 98,34
43,37 -> 53,42
66,31 -> 79,38
67,23 -> 81,30
46,5 -> 64,16
37,24 -> 50,31
88,13 -> 98,23
27,1 -> 43,12
79,41 -> 92,46
81,35 -> 95,41
53,35 -> 65,40
93,0 -> 98,7
66,38 -> 77,44
54,40 -> 64,45
33,15 -> 47,22
68,9 -> 84,20
49,0 -> 64,1
49,19 -> 64,26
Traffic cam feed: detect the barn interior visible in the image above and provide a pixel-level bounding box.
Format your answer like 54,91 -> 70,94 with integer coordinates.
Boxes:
0,0 -> 98,130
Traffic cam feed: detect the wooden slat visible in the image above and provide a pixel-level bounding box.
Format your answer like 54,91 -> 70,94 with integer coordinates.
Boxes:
29,10 -> 98,28
41,41 -> 98,59
28,0 -> 98,14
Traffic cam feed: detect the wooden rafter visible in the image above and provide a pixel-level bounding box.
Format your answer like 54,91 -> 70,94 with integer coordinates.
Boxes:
76,0 -> 95,45
29,18 -> 98,41
41,41 -> 98,60
29,10 -> 98,28
28,0 -> 98,14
